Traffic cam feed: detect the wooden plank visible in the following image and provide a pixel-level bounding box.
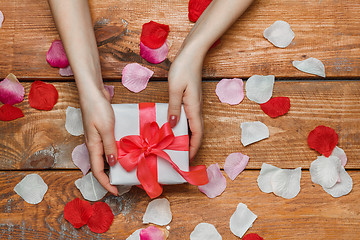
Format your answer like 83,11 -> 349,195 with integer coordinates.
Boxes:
0,170 -> 359,239
0,81 -> 359,170
0,0 -> 360,79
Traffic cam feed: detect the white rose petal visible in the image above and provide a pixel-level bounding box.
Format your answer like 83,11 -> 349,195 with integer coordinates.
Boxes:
329,146 -> 347,167
241,121 -> 269,147
143,198 -> 172,226
323,166 -> 353,198
14,174 -> 48,205
292,57 -> 326,78
190,223 -> 222,240
271,167 -> 302,199
65,106 -> 84,136
245,75 -> 275,104
229,203 -> 257,238
75,172 -> 108,201
263,20 -> 295,48
257,163 -> 281,193
310,156 -> 341,188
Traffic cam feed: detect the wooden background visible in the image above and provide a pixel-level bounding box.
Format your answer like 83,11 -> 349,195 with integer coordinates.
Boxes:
0,0 -> 359,239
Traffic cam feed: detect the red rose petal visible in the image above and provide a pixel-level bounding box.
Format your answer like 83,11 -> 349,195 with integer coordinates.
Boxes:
210,38 -> 221,49
87,202 -> 114,233
140,21 -> 169,49
243,233 -> 264,240
64,198 -> 93,229
260,97 -> 291,118
308,125 -> 338,157
29,81 -> 58,110
46,40 -> 69,68
188,0 -> 212,22
0,104 -> 24,121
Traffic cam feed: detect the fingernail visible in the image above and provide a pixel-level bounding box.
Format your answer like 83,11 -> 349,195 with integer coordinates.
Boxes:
169,115 -> 177,128
107,154 -> 116,167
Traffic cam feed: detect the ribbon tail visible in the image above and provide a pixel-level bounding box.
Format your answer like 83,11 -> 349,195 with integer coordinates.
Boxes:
152,149 -> 209,186
137,156 -> 163,199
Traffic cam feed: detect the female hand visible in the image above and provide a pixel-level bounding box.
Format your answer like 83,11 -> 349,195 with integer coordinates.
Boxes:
79,87 -> 118,195
167,49 -> 204,160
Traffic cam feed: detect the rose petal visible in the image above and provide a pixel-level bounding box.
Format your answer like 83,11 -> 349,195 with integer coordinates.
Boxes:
188,0 -> 212,22
64,198 -> 93,228
140,226 -> 166,240
308,125 -> 338,157
310,156 -> 341,188
190,223 -> 222,240
224,152 -> 249,181
292,57 -> 326,78
323,166 -> 353,198
263,20 -> 295,48
198,163 -> 226,198
0,10 -> 4,28
126,229 -> 144,240
29,81 -> 58,111
329,146 -> 347,167
143,198 -> 172,226
0,73 -> 25,105
117,185 -> 132,196
141,21 -> 169,49
46,40 -> 69,68
241,121 -> 269,147
260,97 -> 290,118
65,106 -> 84,136
229,203 -> 257,238
72,143 -> 90,175
243,233 -> 264,240
0,104 -> 24,121
87,202 -> 114,233
75,172 -> 108,202
210,38 -> 221,49
104,84 -> 115,99
140,41 -> 169,64
215,78 -> 244,105
257,163 -> 281,193
271,167 -> 302,199
59,65 -> 74,77
122,63 -> 154,93
13,174 -> 48,205
245,75 -> 275,104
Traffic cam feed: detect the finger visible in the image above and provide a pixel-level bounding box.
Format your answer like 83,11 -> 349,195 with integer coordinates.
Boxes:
185,102 -> 203,160
98,124 -> 118,167
87,138 -> 118,196
90,151 -> 119,196
168,86 -> 184,128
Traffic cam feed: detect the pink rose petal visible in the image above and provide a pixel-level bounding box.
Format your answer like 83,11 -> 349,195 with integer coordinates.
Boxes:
140,226 -> 166,240
0,73 -> 25,105
59,65 -> 73,77
104,85 -> 115,99
224,152 -> 249,181
0,10 -> 4,29
140,41 -> 169,64
215,78 -> 244,105
72,143 -> 90,175
198,163 -> 226,198
46,40 -> 69,68
122,63 -> 154,93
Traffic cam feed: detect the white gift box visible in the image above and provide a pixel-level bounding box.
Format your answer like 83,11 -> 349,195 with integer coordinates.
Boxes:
109,103 -> 189,185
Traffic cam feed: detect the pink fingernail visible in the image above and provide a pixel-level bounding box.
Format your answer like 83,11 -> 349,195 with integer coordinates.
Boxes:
169,115 -> 177,128
107,154 -> 116,167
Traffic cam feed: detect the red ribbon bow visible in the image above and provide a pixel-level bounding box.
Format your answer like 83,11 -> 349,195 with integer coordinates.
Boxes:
116,103 -> 208,199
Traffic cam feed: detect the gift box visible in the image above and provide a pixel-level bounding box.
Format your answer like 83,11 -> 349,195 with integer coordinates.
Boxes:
110,103 -> 208,198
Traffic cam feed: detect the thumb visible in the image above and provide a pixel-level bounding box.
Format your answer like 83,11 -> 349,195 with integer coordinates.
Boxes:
101,129 -> 118,167
168,89 -> 183,128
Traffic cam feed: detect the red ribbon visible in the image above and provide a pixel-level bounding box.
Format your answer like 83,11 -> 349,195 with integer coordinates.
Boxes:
116,103 -> 208,198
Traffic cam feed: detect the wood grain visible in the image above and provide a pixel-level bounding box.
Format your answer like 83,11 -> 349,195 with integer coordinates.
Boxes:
0,170 -> 359,239
0,81 -> 359,170
0,0 -> 360,79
